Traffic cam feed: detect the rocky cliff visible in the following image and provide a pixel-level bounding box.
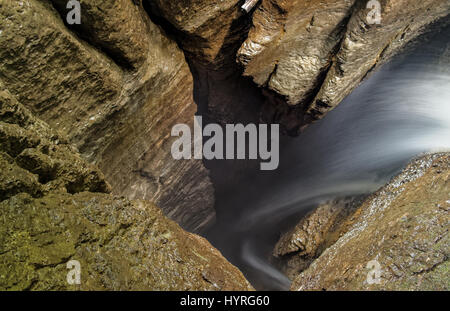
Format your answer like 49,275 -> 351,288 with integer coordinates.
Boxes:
273,197 -> 366,280
145,0 -> 246,67
0,87 -> 253,291
238,0 -> 450,134
143,0 -> 449,134
0,0 -> 448,292
287,153 -> 449,290
0,0 -> 214,232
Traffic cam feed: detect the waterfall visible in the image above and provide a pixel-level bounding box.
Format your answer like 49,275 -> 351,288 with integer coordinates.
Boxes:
206,24 -> 450,290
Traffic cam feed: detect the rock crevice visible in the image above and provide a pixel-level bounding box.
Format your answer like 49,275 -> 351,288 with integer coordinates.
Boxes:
0,88 -> 253,291
0,0 -> 215,232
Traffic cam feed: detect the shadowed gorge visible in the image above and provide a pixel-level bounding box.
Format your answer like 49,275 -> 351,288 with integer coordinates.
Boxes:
0,0 -> 449,293
205,22 -> 450,289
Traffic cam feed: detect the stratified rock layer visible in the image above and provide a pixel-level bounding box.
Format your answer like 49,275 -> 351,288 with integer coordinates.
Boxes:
291,153 -> 450,291
0,192 -> 253,291
0,83 -> 110,201
0,0 -> 214,232
0,90 -> 253,291
145,0 -> 247,67
238,0 -> 450,133
273,197 -> 364,280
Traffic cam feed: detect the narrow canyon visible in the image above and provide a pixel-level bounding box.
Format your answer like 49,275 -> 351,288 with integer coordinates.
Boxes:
0,0 -> 449,291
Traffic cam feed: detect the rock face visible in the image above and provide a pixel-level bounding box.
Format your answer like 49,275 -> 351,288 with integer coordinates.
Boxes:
291,153 -> 450,291
0,83 -> 110,202
142,0 -> 449,134
1,0 -> 449,292
0,91 -> 253,291
273,197 -> 365,280
238,0 -> 450,134
0,0 -> 214,232
145,0 -> 247,67
0,192 -> 254,291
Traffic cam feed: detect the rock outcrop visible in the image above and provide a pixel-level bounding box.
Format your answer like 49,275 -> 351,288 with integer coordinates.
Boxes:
273,197 -> 365,280
1,192 -> 253,291
141,0 -> 449,134
145,0 -> 249,67
0,89 -> 253,291
0,82 -> 110,202
238,0 -> 450,134
0,0 -> 214,232
291,153 -> 449,291
1,0 -> 448,292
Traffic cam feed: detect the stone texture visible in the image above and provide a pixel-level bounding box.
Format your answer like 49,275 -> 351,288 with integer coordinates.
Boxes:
0,193 -> 254,291
273,197 -> 364,280
50,0 -> 151,69
143,1 -> 269,183
1,0 -> 448,292
0,0 -> 214,232
145,0 -> 247,67
0,84 -> 110,200
292,153 -> 450,291
238,0 -> 450,134
0,92 -> 253,291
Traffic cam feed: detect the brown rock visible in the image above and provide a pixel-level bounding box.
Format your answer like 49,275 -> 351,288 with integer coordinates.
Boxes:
145,0 -> 246,66
49,0 -> 151,69
0,86 -> 110,196
306,0 -> 450,122
0,91 -> 253,291
273,197 -> 364,279
0,192 -> 254,291
0,0 -> 214,232
238,0 -> 450,134
291,153 -> 450,291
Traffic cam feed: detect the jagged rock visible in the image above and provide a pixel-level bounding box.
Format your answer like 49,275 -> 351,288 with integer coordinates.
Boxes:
0,85 -> 110,198
238,0 -> 450,134
291,153 -> 450,291
0,0 -> 214,232
0,93 -> 253,291
50,0 -> 151,69
0,193 -> 254,291
142,1 -> 269,184
273,197 -> 364,279
145,0 -> 247,67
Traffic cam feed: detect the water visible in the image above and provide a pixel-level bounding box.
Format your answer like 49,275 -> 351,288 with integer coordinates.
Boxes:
205,21 -> 450,290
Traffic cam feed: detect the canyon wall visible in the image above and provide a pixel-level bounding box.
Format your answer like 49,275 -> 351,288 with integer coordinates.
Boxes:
280,154 -> 449,290
0,0 -> 215,232
142,1 -> 449,134
0,87 -> 253,290
145,0 -> 245,67
238,0 -> 450,134
1,0 -> 449,291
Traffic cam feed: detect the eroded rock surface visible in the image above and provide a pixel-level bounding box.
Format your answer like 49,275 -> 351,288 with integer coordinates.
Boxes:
0,0 -> 214,232
291,153 -> 450,291
238,0 -> 450,134
145,0 -> 249,67
0,83 -> 110,200
0,92 -> 253,291
273,197 -> 364,280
